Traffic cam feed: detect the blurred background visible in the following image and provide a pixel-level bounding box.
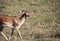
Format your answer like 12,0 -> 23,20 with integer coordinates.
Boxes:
0,0 -> 60,41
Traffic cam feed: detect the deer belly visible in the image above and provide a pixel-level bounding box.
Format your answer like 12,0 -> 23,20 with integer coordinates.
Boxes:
3,22 -> 14,28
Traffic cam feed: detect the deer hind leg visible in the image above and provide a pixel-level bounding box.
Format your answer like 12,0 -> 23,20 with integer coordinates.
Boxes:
0,27 -> 8,40
1,32 -> 8,40
9,28 -> 14,41
16,28 -> 23,41
0,20 -> 8,40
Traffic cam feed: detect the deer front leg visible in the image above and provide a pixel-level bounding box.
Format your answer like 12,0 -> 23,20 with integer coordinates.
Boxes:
16,28 -> 23,41
9,28 -> 14,41
1,32 -> 8,41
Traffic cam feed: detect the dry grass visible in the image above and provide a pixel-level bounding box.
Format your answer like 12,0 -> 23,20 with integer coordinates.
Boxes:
0,0 -> 60,41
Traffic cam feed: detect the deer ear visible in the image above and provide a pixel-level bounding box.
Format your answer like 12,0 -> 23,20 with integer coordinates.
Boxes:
22,10 -> 25,12
22,10 -> 25,14
22,10 -> 29,13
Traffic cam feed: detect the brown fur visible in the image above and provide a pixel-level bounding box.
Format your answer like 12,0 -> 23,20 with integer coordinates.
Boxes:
0,10 -> 30,41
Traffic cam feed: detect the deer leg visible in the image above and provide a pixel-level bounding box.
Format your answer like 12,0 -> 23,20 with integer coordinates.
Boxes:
0,26 -> 8,40
16,28 -> 23,41
9,28 -> 14,41
1,32 -> 8,40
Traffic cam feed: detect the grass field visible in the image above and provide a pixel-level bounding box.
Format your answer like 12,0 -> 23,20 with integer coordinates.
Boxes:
0,0 -> 60,41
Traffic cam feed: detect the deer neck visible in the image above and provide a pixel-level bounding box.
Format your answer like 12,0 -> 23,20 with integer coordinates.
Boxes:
19,14 -> 26,24
20,14 -> 26,19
